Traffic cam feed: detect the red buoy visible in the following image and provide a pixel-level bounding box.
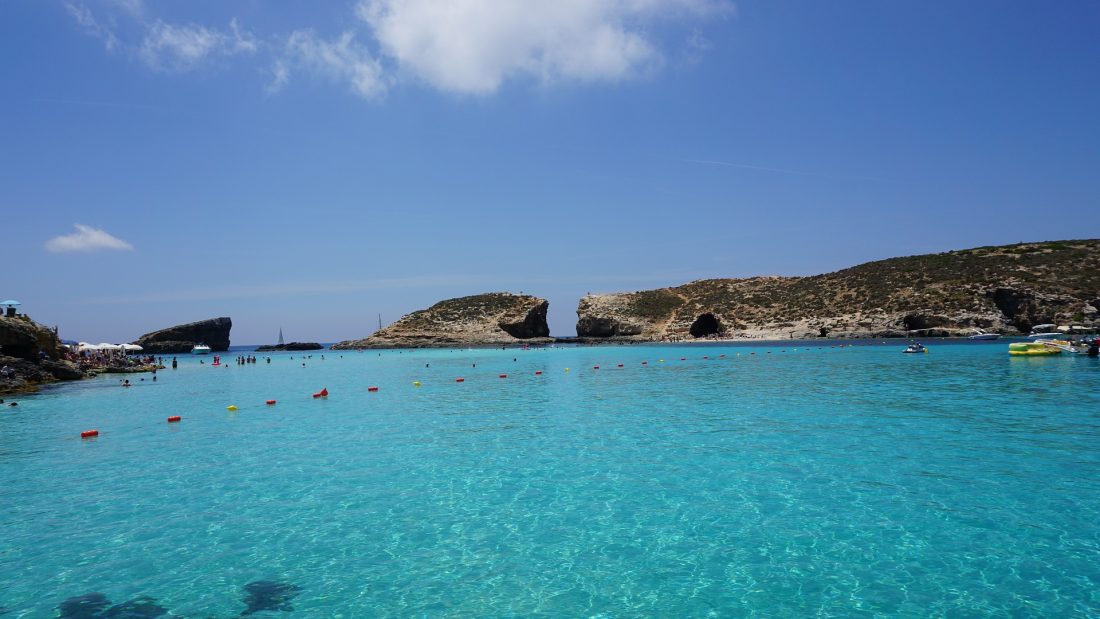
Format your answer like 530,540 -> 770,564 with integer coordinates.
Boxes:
499,374 -> 507,379
641,361 -> 648,365
593,365 -> 600,370
534,371 -> 543,375
167,416 -> 181,423
266,399 -> 276,405
312,387 -> 329,398
80,430 -> 99,438
456,378 -> 465,383
368,386 -> 379,392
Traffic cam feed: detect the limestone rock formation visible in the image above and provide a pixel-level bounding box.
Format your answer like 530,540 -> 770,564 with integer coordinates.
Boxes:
134,317 -> 232,353
576,240 -> 1100,341
332,293 -> 551,349
0,316 -> 83,393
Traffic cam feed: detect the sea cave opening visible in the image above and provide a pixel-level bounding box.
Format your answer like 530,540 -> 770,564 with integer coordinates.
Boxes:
690,313 -> 722,338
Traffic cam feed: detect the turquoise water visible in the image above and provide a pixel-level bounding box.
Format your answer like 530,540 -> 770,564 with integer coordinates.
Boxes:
2,342 -> 1100,617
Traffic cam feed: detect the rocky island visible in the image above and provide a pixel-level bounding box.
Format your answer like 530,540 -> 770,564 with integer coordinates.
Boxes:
332,293 -> 551,349
576,240 -> 1100,341
256,342 -> 324,352
133,317 -> 232,353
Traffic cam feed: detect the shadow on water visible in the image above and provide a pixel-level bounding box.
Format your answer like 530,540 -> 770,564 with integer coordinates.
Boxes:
57,593 -> 167,619
239,581 -> 301,616
54,580 -> 299,618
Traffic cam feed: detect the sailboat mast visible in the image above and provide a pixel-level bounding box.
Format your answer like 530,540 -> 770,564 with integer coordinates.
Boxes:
278,327 -> 284,346
378,313 -> 382,330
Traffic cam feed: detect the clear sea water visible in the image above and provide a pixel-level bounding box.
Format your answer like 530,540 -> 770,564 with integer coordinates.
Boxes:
2,341 -> 1099,617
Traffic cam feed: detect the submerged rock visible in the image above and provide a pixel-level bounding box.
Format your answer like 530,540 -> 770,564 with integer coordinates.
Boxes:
332,292 -> 551,349
240,580 -> 301,616
133,317 -> 232,353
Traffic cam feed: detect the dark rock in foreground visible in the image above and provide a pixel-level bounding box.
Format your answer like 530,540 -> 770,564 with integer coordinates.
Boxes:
256,342 -> 324,352
134,317 -> 231,353
332,292 -> 551,349
1,316 -> 84,394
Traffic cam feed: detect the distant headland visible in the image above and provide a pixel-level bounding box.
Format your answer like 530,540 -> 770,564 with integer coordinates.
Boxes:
332,239 -> 1099,348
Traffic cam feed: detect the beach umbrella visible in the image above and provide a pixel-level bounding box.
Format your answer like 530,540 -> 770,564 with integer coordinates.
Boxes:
122,344 -> 143,351
98,343 -> 120,350
0,300 -> 20,307
61,339 -> 78,345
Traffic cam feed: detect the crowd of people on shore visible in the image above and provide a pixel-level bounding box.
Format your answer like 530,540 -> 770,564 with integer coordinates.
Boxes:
62,348 -> 162,371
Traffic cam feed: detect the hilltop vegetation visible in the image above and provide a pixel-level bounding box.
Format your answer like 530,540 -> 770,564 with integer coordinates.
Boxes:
577,240 -> 1100,340
332,293 -> 551,349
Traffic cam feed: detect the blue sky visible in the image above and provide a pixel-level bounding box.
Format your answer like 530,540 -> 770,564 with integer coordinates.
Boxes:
2,1 -> 1098,343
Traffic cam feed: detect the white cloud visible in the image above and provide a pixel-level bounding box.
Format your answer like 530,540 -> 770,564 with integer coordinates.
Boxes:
273,31 -> 387,100
139,18 -> 257,71
354,0 -> 732,93
45,225 -> 135,253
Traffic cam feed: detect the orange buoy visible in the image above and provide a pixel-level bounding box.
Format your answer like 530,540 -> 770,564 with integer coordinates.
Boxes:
456,378 -> 465,383
499,374 -> 507,379
266,399 -> 276,405
167,416 -> 181,423
368,386 -> 379,392
80,430 -> 99,438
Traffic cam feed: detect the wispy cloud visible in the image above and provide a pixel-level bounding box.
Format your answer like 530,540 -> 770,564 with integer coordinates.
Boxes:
140,18 -> 257,71
65,1 -> 732,99
271,30 -> 387,99
45,224 -> 135,253
64,2 -> 120,51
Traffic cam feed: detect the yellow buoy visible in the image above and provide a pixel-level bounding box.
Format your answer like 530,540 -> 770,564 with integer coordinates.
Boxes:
413,381 -> 422,387
564,367 -> 570,372
226,405 -> 238,411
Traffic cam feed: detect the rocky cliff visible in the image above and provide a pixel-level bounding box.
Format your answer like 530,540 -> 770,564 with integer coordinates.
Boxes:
134,317 -> 232,353
332,293 -> 551,349
577,240 -> 1100,340
1,316 -> 83,393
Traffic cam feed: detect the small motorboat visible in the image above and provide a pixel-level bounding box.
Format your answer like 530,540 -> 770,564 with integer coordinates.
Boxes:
191,343 -> 212,355
1026,324 -> 1061,340
903,343 -> 927,354
968,330 -> 1001,341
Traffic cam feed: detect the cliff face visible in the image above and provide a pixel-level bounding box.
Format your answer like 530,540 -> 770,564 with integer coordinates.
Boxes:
1,316 -> 83,393
0,315 -> 64,361
577,240 -> 1100,340
134,317 -> 232,353
332,293 -> 551,349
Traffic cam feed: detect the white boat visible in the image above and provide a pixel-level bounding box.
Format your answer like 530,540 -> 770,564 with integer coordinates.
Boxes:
191,343 -> 212,355
968,330 -> 1001,341
1026,324 -> 1061,340
903,343 -> 927,354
